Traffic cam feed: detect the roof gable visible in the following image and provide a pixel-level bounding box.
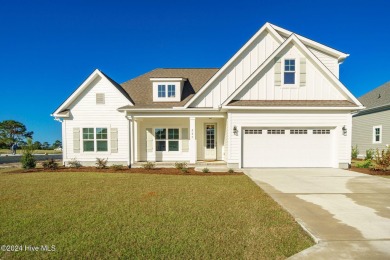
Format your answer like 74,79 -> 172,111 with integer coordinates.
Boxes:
52,69 -> 133,117
183,23 -> 284,108
221,34 -> 363,108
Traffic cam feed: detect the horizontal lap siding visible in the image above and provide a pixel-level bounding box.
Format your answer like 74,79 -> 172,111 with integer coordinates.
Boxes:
228,111 -> 351,166
64,76 -> 130,163
352,110 -> 390,157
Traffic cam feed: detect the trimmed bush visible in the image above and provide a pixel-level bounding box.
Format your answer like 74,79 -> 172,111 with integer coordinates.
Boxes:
228,168 -> 235,173
202,168 -> 210,173
356,160 -> 372,169
181,167 -> 189,174
351,145 -> 359,159
42,159 -> 59,170
96,158 -> 108,169
68,158 -> 82,168
21,138 -> 36,169
143,161 -> 155,169
175,162 -> 187,170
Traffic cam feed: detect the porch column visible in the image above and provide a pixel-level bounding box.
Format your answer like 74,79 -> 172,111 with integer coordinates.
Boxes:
129,116 -> 134,165
189,117 -> 197,163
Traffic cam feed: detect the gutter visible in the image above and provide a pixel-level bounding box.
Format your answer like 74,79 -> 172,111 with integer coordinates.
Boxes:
222,105 -> 365,111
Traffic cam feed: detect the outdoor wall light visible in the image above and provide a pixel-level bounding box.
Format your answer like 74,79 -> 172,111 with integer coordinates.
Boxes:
342,125 -> 347,136
233,126 -> 238,135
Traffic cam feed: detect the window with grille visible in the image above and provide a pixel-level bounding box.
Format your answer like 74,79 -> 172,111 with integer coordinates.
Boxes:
290,129 -> 308,135
313,129 -> 330,134
267,129 -> 285,134
244,129 -> 262,134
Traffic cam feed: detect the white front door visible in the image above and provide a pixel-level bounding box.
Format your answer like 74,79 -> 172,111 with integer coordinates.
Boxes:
204,124 -> 217,160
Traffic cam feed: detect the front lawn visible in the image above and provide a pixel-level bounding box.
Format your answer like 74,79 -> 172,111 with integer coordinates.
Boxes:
0,171 -> 313,259
0,149 -> 62,155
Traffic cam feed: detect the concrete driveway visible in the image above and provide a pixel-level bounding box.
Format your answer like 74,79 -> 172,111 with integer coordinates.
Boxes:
244,168 -> 390,259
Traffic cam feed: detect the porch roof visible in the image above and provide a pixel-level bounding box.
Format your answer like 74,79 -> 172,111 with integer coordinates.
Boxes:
226,100 -> 359,107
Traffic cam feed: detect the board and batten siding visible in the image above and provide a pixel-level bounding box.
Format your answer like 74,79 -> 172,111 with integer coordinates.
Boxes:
352,110 -> 390,158
227,111 -> 352,168
235,44 -> 347,101
63,76 -> 131,165
192,31 -> 280,108
308,47 -> 339,78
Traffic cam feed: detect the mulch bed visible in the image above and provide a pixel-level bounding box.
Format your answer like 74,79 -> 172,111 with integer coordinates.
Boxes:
349,166 -> 390,176
6,167 -> 243,176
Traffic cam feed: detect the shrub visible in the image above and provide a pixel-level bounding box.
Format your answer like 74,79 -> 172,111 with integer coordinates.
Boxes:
143,161 -> 155,169
365,149 -> 374,160
175,162 -> 187,170
111,164 -> 124,171
202,168 -> 210,173
374,148 -> 390,171
96,158 -> 108,169
42,159 -> 59,170
356,160 -> 372,169
21,138 -> 36,169
68,158 -> 82,168
181,167 -> 189,174
228,168 -> 235,173
351,145 -> 359,159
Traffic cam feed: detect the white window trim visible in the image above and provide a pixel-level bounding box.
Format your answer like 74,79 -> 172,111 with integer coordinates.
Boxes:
154,128 -> 181,152
282,58 -> 299,88
373,125 -> 382,144
81,126 -> 111,153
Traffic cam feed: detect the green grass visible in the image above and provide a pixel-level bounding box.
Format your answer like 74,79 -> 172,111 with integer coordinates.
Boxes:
0,171 -> 313,259
0,149 -> 62,155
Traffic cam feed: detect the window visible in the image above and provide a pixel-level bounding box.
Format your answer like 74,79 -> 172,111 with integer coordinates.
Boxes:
284,59 -> 295,84
155,128 -> 166,151
168,85 -> 176,97
373,126 -> 382,143
82,127 -> 108,152
290,129 -> 307,135
155,128 -> 179,151
313,129 -> 330,135
168,129 -> 179,151
83,128 -> 94,152
96,128 -> 108,151
158,85 -> 166,97
267,129 -> 285,134
244,129 -> 262,134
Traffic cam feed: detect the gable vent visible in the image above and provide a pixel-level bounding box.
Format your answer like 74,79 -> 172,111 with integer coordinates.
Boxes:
96,93 -> 105,104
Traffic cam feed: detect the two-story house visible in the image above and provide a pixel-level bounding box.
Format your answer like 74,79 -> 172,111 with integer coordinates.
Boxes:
52,23 -> 363,168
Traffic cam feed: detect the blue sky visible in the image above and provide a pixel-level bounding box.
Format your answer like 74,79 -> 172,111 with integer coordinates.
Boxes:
0,0 -> 389,144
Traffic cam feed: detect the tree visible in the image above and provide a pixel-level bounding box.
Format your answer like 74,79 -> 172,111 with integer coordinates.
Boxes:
52,140 -> 62,149
0,120 -> 33,147
33,141 -> 42,150
41,142 -> 50,150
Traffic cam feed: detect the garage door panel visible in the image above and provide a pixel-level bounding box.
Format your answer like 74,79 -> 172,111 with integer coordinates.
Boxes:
243,128 -> 333,167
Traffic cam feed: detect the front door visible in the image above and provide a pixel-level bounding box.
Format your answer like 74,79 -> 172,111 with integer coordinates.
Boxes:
204,124 -> 217,160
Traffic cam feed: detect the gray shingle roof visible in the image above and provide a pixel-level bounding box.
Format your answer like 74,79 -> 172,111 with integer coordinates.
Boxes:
120,68 -> 219,108
358,81 -> 390,109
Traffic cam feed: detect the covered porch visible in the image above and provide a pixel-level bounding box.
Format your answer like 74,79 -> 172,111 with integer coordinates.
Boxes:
127,112 -> 227,164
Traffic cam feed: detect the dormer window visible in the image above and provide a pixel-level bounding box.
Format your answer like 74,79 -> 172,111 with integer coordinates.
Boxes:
150,78 -> 187,102
158,85 -> 166,97
168,85 -> 175,97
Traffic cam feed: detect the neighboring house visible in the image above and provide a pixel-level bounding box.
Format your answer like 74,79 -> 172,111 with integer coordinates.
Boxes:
352,82 -> 390,158
52,23 -> 363,168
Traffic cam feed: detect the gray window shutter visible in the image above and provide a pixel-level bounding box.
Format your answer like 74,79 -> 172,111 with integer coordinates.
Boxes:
274,58 -> 281,86
300,58 -> 306,86
146,128 -> 153,152
96,93 -> 105,104
73,128 -> 80,153
182,128 -> 189,152
111,128 -> 118,153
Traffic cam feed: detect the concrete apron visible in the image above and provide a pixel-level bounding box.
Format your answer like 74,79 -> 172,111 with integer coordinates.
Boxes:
244,168 -> 390,260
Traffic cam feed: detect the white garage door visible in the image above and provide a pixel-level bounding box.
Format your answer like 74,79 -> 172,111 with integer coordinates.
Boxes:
242,128 -> 333,167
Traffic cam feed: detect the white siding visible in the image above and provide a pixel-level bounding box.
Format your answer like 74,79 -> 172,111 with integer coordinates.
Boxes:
227,111 -> 352,168
63,76 -> 131,165
308,47 -> 339,78
235,45 -> 347,101
137,117 -> 226,162
192,31 -> 280,108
